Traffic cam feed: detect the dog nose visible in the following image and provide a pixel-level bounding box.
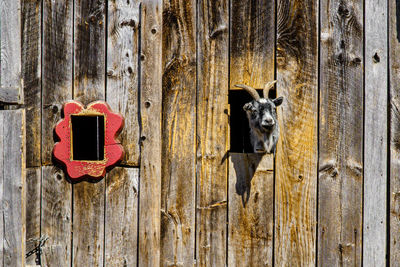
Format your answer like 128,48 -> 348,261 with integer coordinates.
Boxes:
262,120 -> 274,127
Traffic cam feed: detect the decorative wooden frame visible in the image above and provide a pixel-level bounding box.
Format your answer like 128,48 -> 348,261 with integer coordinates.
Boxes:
53,100 -> 124,180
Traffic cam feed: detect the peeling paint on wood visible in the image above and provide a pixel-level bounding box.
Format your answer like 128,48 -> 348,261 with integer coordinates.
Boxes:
72,0 -> 106,266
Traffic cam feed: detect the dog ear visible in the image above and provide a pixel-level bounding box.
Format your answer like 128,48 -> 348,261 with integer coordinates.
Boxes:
243,102 -> 253,111
273,96 -> 284,107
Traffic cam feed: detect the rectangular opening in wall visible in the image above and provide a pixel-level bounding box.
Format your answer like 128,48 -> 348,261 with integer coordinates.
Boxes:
229,89 -> 263,153
71,115 -> 105,161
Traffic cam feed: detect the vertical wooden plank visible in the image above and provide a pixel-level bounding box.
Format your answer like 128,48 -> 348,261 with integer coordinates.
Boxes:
229,0 -> 275,89
389,0 -> 400,264
74,0 -> 105,102
105,167 -> 138,266
42,0 -> 73,165
25,167 -> 41,265
138,0 -> 163,265
274,0 -> 318,266
161,0 -> 196,266
0,0 -> 22,104
0,112 -> 4,265
364,0 -> 388,265
22,1 -> 42,262
0,110 -> 26,267
196,0 -> 229,266
41,166 -> 71,267
41,2 -> 73,265
228,153 -> 274,266
73,0 -> 106,266
22,0 -> 41,167
318,0 -> 363,266
106,0 -> 140,166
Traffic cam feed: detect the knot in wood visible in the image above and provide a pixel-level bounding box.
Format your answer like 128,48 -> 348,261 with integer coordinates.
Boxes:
338,5 -> 350,17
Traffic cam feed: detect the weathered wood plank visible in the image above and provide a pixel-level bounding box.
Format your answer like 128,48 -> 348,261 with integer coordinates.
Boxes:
0,0 -> 22,104
138,0 -> 163,265
229,0 -> 275,89
363,0 -> 388,265
274,0 -> 318,265
25,167 -> 41,266
0,110 -> 26,267
0,111 -> 4,265
41,166 -> 71,267
107,0 -> 140,166
196,0 -> 229,265
318,0 -> 363,266
73,0 -> 106,266
390,0 -> 400,264
42,0 -> 73,165
22,0 -> 41,167
41,2 -> 73,266
228,153 -> 274,266
0,88 -> 21,104
105,167 -> 139,266
74,0 -> 105,102
161,0 -> 196,266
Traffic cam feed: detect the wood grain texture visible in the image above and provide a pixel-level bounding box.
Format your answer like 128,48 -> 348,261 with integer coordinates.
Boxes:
25,167 -> 41,266
390,0 -> 400,264
0,88 -> 21,104
0,112 -> 3,266
105,167 -> 139,266
22,0 -> 41,167
196,0 -> 229,266
74,0 -> 105,102
0,0 -> 22,104
138,1 -> 163,265
72,1 -> 106,266
42,0 -> 73,165
363,0 -> 388,266
228,153 -> 274,266
161,0 -> 196,266
0,110 -> 26,267
72,181 -> 105,267
229,0 -> 275,89
41,166 -> 71,267
318,0 -> 363,266
107,0 -> 140,166
274,0 -> 318,266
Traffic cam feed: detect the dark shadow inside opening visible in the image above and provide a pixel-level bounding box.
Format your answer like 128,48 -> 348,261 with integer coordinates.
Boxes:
71,115 -> 105,161
229,89 -> 263,153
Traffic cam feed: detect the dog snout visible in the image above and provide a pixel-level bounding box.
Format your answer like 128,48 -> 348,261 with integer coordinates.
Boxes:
261,119 -> 275,127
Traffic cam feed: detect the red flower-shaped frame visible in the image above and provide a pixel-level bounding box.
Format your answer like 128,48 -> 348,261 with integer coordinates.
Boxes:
53,101 -> 124,180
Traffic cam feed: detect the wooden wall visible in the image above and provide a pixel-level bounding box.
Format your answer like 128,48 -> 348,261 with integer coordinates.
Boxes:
1,0 -> 399,266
